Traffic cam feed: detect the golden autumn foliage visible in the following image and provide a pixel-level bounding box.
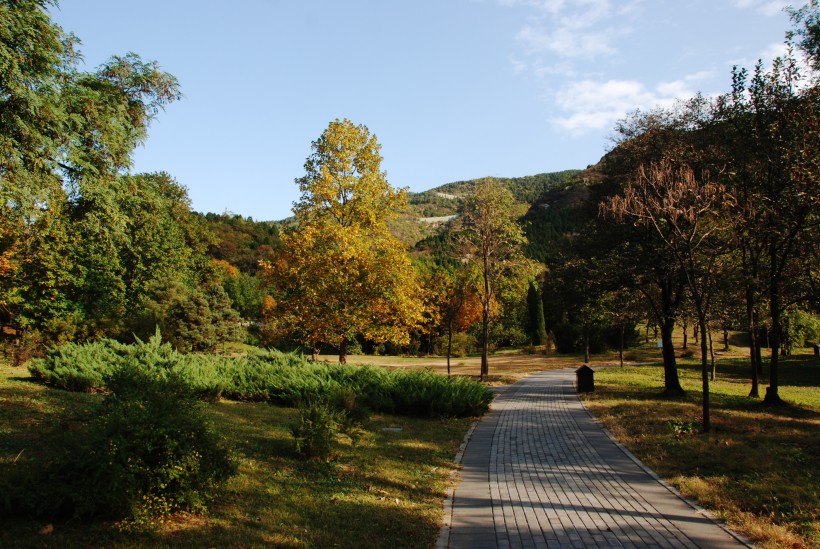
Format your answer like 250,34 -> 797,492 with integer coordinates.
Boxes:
261,119 -> 424,362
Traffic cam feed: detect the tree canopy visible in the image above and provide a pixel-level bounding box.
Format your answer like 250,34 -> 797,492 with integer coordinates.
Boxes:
262,119 -> 424,362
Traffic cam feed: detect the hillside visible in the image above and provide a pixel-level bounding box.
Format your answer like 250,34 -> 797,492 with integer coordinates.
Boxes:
389,170 -> 582,246
198,170 -> 587,259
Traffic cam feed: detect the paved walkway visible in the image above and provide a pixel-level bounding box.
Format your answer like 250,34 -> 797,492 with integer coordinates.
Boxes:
442,368 -> 751,549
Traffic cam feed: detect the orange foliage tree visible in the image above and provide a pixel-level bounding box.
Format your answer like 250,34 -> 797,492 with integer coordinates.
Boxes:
261,119 -> 424,363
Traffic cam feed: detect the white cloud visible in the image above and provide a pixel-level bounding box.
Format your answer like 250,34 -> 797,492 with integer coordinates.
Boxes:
731,0 -> 789,16
516,24 -> 617,58
550,77 -> 700,133
503,0 -> 632,61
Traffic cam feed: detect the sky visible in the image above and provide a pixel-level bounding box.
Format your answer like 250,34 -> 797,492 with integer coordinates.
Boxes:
50,0 -> 795,221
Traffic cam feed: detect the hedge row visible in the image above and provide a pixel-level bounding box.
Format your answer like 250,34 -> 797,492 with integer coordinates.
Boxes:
28,333 -> 494,418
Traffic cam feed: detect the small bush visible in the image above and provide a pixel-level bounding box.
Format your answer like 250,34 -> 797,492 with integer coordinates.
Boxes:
436,332 -> 476,358
291,399 -> 343,460
5,362 -> 237,524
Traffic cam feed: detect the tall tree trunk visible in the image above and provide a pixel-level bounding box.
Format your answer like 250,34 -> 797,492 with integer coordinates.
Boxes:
584,324 -> 590,364
661,317 -> 684,395
709,326 -> 716,381
746,286 -> 760,398
699,312 -> 711,433
660,282 -> 685,396
481,309 -> 489,380
764,284 -> 783,404
619,322 -> 625,368
682,317 -> 688,349
446,320 -> 453,378
479,253 -> 491,380
723,325 -> 729,352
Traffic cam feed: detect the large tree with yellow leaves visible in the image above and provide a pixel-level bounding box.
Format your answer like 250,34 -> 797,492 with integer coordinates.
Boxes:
262,119 -> 424,363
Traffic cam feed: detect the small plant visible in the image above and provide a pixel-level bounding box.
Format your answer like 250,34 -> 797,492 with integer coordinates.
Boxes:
666,419 -> 699,438
291,399 -> 343,460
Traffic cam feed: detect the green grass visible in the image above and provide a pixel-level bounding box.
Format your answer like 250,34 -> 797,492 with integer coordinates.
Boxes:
0,360 -> 472,548
583,353 -> 820,549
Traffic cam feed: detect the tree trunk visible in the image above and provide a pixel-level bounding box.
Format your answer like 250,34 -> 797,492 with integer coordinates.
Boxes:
682,317 -> 688,349
699,314 -> 711,433
764,284 -> 783,404
723,325 -> 729,352
583,325 -> 590,364
480,254 -> 490,380
745,286 -> 760,397
481,311 -> 489,379
660,282 -> 685,396
446,320 -> 453,378
708,326 -> 716,381
339,338 -> 348,365
619,322 -> 625,368
661,317 -> 684,396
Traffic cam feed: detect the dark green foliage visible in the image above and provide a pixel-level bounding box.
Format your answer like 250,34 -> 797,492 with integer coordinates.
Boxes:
222,271 -> 266,320
201,212 -> 281,274
431,170 -> 581,205
552,320 -> 640,354
27,337 -> 123,391
290,385 -> 370,460
390,369 -> 494,418
28,338 -> 495,418
526,281 -> 547,345
130,281 -> 244,352
4,359 -> 236,523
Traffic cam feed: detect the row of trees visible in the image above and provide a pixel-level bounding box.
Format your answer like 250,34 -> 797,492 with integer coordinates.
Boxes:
260,119 -> 537,373
0,3 -> 540,370
538,3 -> 819,431
0,1 -> 245,355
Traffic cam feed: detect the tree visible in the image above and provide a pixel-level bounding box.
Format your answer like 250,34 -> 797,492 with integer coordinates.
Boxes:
435,266 -> 483,376
594,107 -> 708,396
453,178 -> 530,379
604,161 -> 735,433
788,1 -> 820,71
261,119 -> 424,363
0,1 -> 182,341
715,45 -> 820,404
526,280 -> 547,346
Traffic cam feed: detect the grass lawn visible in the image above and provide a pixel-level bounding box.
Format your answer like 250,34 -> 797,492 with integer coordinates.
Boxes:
583,351 -> 820,549
0,359 -> 472,548
1,337 -> 818,548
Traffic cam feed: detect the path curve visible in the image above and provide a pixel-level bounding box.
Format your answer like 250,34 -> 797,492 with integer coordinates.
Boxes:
442,368 -> 752,549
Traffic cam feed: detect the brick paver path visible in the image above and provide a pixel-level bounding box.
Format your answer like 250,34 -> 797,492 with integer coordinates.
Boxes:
444,369 -> 750,548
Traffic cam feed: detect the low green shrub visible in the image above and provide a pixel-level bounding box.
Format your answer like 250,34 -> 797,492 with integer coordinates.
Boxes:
391,369 -> 493,418
5,362 -> 237,525
27,337 -> 494,419
291,399 -> 344,460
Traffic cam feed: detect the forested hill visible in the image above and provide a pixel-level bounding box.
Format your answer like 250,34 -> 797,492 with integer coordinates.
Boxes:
388,170 -> 582,245
198,169 -> 585,258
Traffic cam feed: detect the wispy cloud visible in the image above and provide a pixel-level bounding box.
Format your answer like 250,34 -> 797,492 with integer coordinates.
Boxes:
506,0 -> 635,62
499,0 -> 791,136
731,0 -> 789,17
550,74 -> 705,133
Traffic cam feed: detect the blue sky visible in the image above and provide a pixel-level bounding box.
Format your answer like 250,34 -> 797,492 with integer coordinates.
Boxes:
51,0 -> 793,221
